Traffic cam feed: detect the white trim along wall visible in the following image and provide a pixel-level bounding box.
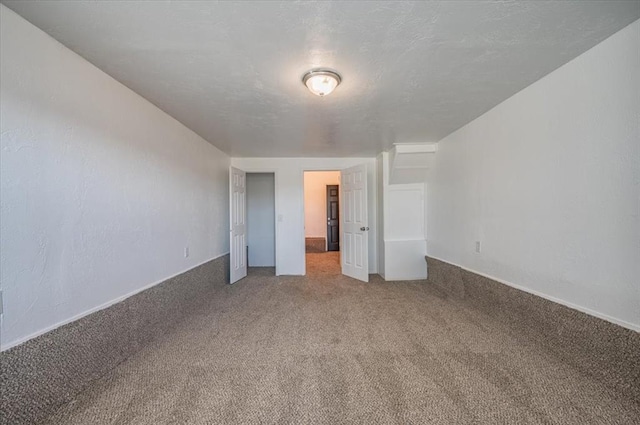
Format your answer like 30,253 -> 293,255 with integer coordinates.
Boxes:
426,20 -> 640,331
0,7 -> 230,350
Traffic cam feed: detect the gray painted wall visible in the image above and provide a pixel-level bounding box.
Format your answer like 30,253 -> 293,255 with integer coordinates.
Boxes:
246,173 -> 276,267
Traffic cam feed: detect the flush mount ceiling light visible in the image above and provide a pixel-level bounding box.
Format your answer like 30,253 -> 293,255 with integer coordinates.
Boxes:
302,69 -> 341,96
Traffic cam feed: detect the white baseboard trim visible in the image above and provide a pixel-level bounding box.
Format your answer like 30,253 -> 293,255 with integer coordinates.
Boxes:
1,252 -> 230,352
384,275 -> 428,281
427,255 -> 640,333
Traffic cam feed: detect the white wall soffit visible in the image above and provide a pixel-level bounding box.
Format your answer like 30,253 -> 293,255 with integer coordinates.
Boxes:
389,143 -> 438,185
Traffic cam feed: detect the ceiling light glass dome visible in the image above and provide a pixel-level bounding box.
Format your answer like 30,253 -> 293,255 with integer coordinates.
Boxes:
302,69 -> 341,96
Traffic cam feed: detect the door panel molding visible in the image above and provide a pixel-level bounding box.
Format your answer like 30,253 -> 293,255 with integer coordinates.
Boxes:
326,184 -> 340,251
341,164 -> 369,282
229,167 -> 247,284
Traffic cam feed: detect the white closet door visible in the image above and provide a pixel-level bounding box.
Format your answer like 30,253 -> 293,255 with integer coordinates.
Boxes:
229,167 -> 247,284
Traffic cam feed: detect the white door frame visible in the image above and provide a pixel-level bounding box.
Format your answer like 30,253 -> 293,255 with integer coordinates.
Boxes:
233,168 -> 280,276
301,169 -> 341,275
301,164 -> 373,278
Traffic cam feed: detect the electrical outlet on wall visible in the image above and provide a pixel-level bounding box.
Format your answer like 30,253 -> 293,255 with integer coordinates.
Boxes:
475,241 -> 481,253
184,247 -> 189,258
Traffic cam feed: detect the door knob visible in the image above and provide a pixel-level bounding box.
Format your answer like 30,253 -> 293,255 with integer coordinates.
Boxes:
360,226 -> 369,231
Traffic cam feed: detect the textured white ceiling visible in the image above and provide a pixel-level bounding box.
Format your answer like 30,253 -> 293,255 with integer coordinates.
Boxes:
3,1 -> 639,157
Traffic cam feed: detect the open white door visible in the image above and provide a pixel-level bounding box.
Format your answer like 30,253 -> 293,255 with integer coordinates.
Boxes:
341,164 -> 369,282
229,167 -> 247,284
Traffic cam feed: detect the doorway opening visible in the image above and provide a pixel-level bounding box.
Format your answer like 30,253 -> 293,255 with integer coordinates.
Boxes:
303,171 -> 341,276
246,172 -> 276,277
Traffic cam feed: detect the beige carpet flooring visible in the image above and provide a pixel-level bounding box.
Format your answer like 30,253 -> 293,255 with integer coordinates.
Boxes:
41,253 -> 639,424
305,251 -> 341,276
